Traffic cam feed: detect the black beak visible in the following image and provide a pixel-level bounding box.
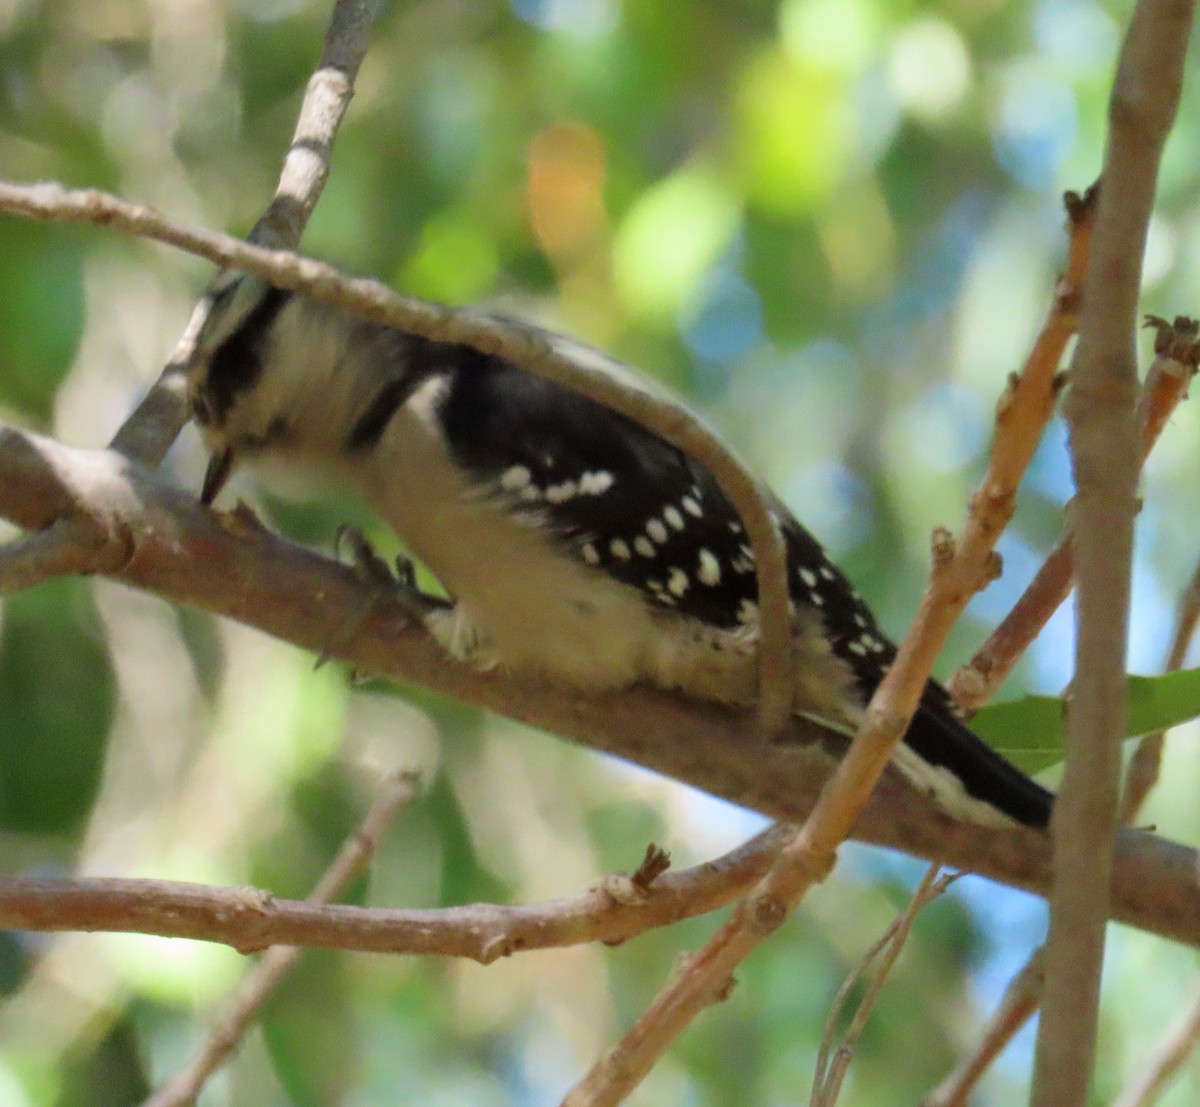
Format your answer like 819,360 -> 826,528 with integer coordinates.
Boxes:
201,446 -> 236,506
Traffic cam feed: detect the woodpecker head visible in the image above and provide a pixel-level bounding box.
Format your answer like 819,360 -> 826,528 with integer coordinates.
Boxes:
187,273 -> 366,504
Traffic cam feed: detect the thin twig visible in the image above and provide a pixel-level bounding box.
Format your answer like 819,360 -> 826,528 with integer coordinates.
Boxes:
1112,989 -> 1200,1107
1122,551 -> 1200,822
944,188 -> 1093,709
952,315 -> 1198,710
1030,1 -> 1195,1103
922,950 -> 1045,1106
106,0 -> 381,469
143,768 -> 418,1107
0,516 -> 107,595
0,179 -> 795,736
560,177 -> 1073,1101
812,865 -> 953,1107
0,825 -> 796,959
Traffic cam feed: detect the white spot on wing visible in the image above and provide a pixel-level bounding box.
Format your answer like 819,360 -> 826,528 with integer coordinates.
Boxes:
682,496 -> 703,518
634,536 -> 655,558
697,548 -> 721,586
799,567 -> 817,588
668,568 -> 689,596
500,465 -> 531,492
611,539 -> 631,560
579,470 -> 614,495
647,519 -> 668,544
582,542 -> 600,565
545,480 -> 578,503
664,506 -> 685,530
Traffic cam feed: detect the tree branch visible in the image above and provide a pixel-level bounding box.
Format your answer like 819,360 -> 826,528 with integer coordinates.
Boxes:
0,825 -> 794,960
1112,986 -> 1200,1107
106,0 -> 381,469
0,424 -> 1198,945
144,768 -> 418,1107
922,950 -> 1045,1106
950,314 -> 1199,711
0,178 -> 795,735
1031,1 -> 1196,1103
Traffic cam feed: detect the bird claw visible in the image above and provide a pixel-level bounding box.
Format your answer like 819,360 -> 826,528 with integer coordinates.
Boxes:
315,526 -> 442,671
334,525 -> 396,586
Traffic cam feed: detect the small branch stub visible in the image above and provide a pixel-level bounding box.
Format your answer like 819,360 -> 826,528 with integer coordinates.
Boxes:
1144,314 -> 1200,369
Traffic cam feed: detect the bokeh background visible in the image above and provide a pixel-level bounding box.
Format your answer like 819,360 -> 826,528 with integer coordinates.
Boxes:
3,0 -> 1200,1104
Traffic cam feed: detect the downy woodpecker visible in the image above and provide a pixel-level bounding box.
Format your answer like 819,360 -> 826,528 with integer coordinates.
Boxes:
187,273 -> 1053,829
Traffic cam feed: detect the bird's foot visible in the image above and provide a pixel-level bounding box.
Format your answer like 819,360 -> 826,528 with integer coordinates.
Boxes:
315,526 -> 447,672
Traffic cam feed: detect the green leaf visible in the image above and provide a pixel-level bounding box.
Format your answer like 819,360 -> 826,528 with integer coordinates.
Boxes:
971,668 -> 1200,775
970,695 -> 1067,775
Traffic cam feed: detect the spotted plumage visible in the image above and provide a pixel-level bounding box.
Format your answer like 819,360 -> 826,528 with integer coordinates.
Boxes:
187,278 -> 1054,829
434,349 -> 897,686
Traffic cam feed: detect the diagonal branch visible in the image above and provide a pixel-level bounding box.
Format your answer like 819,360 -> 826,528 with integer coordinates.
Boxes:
0,424 -> 1198,943
0,179 -> 795,735
107,0 -> 381,469
950,315 -> 1199,711
143,768 -> 419,1107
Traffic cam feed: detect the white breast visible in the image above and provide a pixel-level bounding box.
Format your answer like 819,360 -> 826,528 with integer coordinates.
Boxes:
352,379 -> 660,690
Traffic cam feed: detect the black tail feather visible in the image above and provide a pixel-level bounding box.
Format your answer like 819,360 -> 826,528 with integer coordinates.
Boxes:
903,700 -> 1054,829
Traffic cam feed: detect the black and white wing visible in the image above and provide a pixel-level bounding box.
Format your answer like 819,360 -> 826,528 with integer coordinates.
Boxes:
433,345 -> 1052,828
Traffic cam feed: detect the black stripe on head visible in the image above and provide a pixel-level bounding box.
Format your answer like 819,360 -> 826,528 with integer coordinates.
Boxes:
199,286 -> 292,427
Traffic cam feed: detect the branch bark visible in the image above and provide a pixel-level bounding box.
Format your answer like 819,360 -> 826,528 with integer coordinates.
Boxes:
144,768 -> 418,1107
1031,1 -> 1196,1103
1,425 -> 1198,946
1,826 -> 794,960
0,178 -> 796,736
106,0 -> 381,469
950,314 -> 1199,711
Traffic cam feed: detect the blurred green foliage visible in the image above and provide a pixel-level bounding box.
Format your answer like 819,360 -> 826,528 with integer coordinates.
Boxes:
3,0 -> 1200,1105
